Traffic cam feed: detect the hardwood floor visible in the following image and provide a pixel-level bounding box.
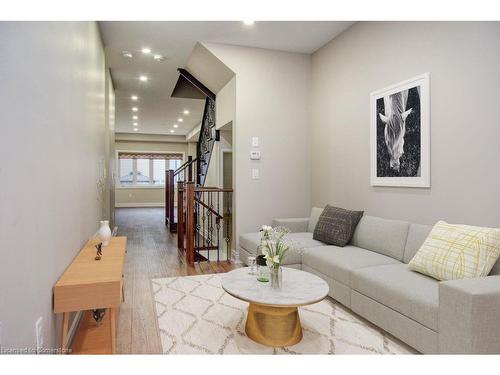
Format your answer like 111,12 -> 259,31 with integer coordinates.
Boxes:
115,207 -> 237,354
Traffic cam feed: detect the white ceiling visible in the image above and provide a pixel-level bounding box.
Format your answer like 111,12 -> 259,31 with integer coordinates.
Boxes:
99,21 -> 354,136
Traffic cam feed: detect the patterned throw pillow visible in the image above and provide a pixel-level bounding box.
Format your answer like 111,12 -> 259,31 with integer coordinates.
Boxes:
408,221 -> 500,281
313,205 -> 364,247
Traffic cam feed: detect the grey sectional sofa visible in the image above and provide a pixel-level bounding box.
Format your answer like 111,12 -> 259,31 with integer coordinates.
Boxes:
238,207 -> 500,354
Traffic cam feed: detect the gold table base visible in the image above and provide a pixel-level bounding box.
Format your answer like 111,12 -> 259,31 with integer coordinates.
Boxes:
245,303 -> 303,347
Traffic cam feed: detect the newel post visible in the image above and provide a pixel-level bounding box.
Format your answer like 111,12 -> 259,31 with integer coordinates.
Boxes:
165,170 -> 170,226
185,181 -> 195,265
177,181 -> 185,250
167,169 -> 175,231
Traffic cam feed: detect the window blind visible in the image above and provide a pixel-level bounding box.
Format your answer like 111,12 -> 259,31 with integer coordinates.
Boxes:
118,152 -> 183,160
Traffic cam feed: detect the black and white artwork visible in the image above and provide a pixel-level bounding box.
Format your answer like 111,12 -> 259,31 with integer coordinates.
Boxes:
370,73 -> 430,187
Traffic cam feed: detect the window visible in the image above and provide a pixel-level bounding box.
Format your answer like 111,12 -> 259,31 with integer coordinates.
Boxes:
153,159 -> 166,185
118,152 -> 183,187
119,158 -> 133,185
136,158 -> 150,185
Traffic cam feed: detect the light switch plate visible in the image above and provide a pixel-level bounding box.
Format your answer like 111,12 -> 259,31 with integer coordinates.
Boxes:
252,168 -> 259,179
250,150 -> 261,160
252,136 -> 259,147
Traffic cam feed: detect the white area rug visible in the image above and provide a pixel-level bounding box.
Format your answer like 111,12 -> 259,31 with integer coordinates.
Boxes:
152,273 -> 415,354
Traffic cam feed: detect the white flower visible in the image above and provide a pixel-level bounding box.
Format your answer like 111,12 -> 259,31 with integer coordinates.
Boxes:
271,255 -> 280,264
266,240 -> 276,247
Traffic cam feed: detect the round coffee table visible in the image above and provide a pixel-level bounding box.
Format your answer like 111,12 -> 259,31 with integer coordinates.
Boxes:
221,267 -> 329,347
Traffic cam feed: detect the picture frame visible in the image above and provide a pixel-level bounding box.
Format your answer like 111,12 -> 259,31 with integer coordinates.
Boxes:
370,73 -> 430,187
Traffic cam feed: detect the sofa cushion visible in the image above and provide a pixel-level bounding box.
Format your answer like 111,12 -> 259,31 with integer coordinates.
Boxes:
301,245 -> 399,286
351,215 -> 409,261
313,205 -> 364,247
239,232 -> 261,255
351,263 -> 439,331
308,207 -> 324,233
408,221 -> 500,281
239,231 -> 325,265
403,223 -> 433,263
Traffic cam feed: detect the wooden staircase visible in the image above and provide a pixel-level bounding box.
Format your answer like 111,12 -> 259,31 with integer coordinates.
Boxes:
165,68 -> 233,265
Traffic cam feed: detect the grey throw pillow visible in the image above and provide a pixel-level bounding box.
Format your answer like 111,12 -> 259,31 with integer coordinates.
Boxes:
313,205 -> 364,247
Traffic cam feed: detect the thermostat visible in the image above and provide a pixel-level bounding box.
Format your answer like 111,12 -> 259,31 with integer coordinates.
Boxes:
250,150 -> 261,160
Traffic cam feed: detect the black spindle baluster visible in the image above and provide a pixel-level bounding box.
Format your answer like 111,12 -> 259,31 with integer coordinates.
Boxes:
202,192 -> 206,262
217,191 -> 220,262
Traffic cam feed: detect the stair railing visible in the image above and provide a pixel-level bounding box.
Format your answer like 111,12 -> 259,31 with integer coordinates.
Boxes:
178,182 -> 233,265
196,97 -> 218,187
165,156 -> 196,231
167,68 -> 231,265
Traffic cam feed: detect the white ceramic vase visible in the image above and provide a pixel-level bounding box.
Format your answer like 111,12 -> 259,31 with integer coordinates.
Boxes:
98,220 -> 111,246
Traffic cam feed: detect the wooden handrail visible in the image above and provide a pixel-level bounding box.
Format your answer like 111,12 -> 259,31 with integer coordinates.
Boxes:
178,68 -> 216,101
194,187 -> 234,193
174,156 -> 197,177
178,187 -> 233,193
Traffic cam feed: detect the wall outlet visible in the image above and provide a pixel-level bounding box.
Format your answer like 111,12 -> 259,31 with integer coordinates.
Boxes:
252,168 -> 260,180
35,317 -> 44,354
128,193 -> 132,198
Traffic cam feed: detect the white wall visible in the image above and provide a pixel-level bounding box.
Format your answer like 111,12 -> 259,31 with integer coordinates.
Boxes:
0,22 -> 106,349
216,77 -> 236,130
204,130 -> 232,188
205,43 -> 312,238
204,76 -> 236,188
311,22 -> 500,226
104,69 -> 116,225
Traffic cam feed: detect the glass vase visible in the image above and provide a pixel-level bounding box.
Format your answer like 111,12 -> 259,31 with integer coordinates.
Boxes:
257,264 -> 270,282
270,265 -> 282,289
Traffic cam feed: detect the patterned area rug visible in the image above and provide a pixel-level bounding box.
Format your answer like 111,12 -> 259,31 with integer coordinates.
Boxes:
152,273 -> 415,354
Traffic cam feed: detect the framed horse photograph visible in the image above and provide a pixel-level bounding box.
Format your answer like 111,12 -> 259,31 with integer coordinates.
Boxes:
370,73 -> 430,187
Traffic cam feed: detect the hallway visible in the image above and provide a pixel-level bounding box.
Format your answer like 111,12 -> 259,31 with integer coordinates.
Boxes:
115,207 -> 237,353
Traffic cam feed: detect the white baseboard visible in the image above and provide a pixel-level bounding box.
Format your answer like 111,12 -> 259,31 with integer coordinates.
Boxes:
115,202 -> 166,208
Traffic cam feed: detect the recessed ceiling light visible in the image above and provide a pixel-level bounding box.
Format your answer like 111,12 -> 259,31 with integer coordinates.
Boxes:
183,110 -> 190,115
170,130 -> 175,133
243,21 -> 255,26
178,118 -> 183,122
122,51 -> 133,58
133,122 -> 138,126
139,75 -> 148,82
173,124 -> 179,128
133,115 -> 138,120
153,54 -> 165,62
133,128 -> 139,132
131,95 -> 138,101
141,48 -> 151,54
132,107 -> 138,112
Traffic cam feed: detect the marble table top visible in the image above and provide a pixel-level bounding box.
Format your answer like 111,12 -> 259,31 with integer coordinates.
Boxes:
221,267 -> 329,307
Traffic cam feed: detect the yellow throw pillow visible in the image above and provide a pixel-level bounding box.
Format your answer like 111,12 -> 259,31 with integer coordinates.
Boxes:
408,220 -> 500,281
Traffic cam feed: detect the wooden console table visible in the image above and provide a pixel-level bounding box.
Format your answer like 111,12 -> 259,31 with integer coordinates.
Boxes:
54,236 -> 127,354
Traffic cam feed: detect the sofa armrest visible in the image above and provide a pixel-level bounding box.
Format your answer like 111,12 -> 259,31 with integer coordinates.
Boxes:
439,275 -> 500,353
272,218 -> 309,233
